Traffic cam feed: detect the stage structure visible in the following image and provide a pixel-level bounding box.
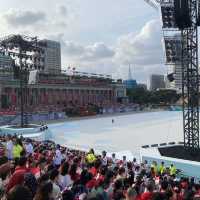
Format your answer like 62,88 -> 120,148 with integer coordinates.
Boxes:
0,35 -> 45,127
144,0 -> 200,151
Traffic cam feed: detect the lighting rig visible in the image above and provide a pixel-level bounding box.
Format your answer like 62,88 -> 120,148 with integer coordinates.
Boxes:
144,0 -> 200,152
0,35 -> 45,127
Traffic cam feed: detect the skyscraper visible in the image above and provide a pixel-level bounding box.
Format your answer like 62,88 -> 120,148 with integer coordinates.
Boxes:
39,40 -> 61,74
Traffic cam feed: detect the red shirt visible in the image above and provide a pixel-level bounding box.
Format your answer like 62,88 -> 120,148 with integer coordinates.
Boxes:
140,192 -> 153,200
7,166 -> 29,192
89,167 -> 97,177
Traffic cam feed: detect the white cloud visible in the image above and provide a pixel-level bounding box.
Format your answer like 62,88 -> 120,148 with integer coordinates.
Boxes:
62,41 -> 115,62
2,9 -> 46,27
0,5 -> 164,84
114,19 -> 163,66
61,19 -> 165,84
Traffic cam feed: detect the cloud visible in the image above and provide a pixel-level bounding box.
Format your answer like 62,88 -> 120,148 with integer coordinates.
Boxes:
2,9 -> 46,27
61,19 -> 164,83
114,19 -> 163,66
62,41 -> 115,62
0,5 -> 164,84
57,5 -> 68,16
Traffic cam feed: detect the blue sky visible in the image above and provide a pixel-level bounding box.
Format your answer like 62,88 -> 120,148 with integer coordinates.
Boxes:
0,0 -> 166,84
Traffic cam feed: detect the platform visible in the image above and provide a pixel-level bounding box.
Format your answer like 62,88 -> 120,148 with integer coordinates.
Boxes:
140,143 -> 200,179
0,124 -> 52,141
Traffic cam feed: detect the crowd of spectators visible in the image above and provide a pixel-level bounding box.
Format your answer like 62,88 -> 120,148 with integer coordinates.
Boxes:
0,135 -> 199,200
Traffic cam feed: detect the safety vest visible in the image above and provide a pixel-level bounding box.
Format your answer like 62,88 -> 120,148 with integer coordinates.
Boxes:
170,166 -> 176,176
151,164 -> 159,174
86,153 -> 96,164
159,165 -> 166,174
13,144 -> 23,158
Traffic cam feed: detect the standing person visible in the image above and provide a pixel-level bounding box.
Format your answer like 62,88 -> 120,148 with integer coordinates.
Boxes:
6,135 -> 13,160
126,187 -> 137,200
7,157 -> 29,192
58,162 -> 73,190
13,138 -> 23,159
34,182 -> 53,200
159,162 -> 166,175
25,139 -> 33,156
53,145 -> 62,168
50,169 -> 61,199
102,151 -> 108,166
169,164 -> 176,176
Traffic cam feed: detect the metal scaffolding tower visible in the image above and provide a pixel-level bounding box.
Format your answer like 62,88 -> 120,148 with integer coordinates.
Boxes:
0,35 -> 44,127
144,0 -> 200,151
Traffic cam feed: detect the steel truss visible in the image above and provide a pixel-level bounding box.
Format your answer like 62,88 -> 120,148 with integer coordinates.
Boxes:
182,0 -> 199,150
0,35 -> 44,127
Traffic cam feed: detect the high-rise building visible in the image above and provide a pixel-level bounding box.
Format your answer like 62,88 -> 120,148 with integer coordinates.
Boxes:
150,74 -> 165,91
39,40 -> 61,74
123,65 -> 137,89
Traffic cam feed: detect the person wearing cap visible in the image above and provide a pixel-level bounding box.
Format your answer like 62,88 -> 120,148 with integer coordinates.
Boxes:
126,187 -> 137,200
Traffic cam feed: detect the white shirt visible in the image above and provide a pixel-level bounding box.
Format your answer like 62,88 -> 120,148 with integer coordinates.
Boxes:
6,140 -> 13,159
58,174 -> 73,190
52,182 -> 61,199
54,149 -> 62,165
102,156 -> 108,166
25,143 -> 33,155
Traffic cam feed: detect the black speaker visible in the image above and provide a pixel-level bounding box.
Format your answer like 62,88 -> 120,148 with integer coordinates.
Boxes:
174,0 -> 191,29
167,73 -> 175,82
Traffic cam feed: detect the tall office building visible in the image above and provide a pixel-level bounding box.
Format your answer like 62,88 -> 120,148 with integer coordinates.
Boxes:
39,40 -> 61,74
150,74 -> 165,91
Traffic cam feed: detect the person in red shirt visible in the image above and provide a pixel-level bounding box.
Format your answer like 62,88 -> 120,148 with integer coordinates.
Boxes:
6,156 -> 29,192
140,181 -> 155,200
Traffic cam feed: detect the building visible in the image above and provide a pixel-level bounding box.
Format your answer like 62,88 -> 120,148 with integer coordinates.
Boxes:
0,54 -> 13,68
150,74 -> 165,91
0,69 -> 126,113
123,65 -> 137,89
39,40 -> 61,74
123,80 -> 137,89
0,35 -> 126,114
137,83 -> 147,90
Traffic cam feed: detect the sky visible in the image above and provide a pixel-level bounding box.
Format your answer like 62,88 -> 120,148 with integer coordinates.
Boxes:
0,0 -> 167,84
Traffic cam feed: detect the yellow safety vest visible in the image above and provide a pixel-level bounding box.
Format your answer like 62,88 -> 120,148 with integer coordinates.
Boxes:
170,166 -> 176,175
159,165 -> 166,174
86,153 -> 96,163
13,144 -> 23,158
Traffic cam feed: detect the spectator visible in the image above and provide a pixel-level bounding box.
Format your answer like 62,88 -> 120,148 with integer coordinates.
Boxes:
49,169 -> 61,199
58,161 -> 73,190
25,139 -> 33,156
34,182 -> 53,200
7,185 -> 32,200
53,144 -> 62,168
7,156 -> 29,192
13,138 -> 23,159
126,187 -> 137,200
6,135 -> 13,160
